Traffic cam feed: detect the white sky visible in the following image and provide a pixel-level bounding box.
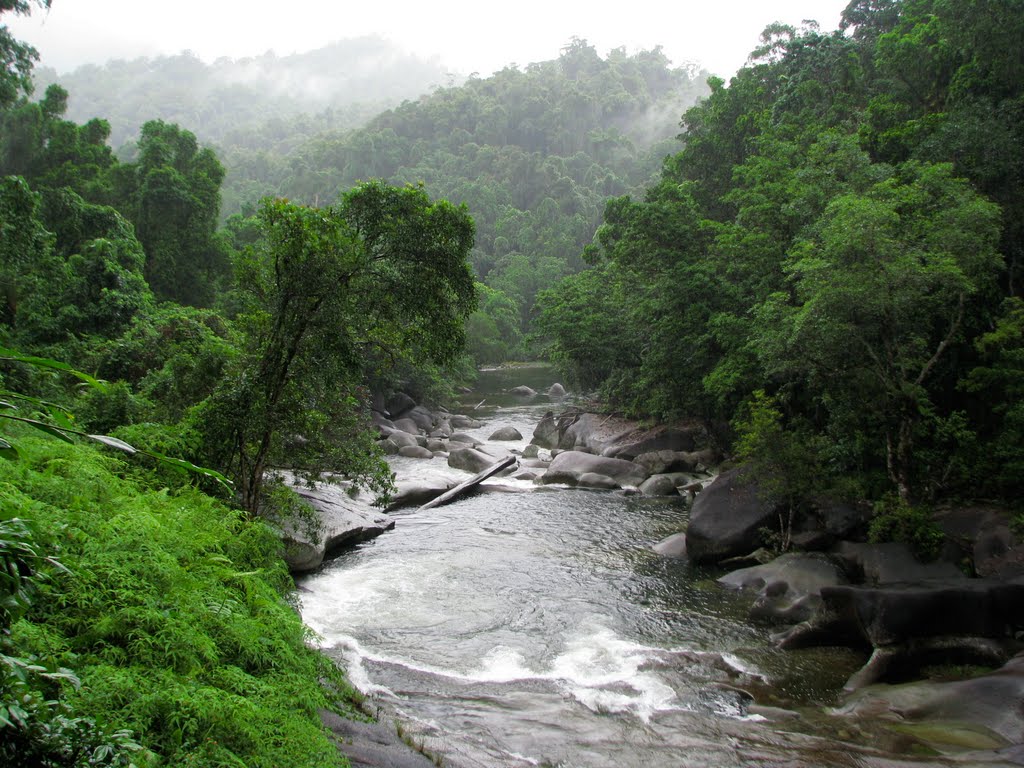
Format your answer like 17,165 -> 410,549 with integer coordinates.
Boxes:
9,0 -> 852,78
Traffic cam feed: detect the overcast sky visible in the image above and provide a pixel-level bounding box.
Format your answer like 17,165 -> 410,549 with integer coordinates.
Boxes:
9,0 -> 852,78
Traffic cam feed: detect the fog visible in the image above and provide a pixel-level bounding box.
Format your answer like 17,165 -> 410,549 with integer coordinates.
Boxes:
10,0 -> 851,78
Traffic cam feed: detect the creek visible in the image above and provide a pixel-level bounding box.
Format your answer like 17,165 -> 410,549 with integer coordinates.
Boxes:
298,367 -> 964,768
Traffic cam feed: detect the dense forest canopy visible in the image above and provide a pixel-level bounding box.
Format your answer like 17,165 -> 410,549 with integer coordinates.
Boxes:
535,0 -> 1024,506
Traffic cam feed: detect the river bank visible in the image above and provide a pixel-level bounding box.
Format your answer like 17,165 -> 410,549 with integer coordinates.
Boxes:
294,367 -> 1024,767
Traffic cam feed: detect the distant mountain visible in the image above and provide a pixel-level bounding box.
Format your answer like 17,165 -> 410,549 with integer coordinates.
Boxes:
32,37 -> 460,148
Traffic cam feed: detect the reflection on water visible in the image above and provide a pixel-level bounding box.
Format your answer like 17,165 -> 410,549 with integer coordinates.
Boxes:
299,367 -> 968,768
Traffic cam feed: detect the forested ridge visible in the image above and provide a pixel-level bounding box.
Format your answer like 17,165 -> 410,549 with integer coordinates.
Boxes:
536,0 -> 1024,510
1,0 -> 1023,764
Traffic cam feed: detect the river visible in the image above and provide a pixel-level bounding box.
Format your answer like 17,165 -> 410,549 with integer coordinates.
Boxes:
298,366 -> 985,768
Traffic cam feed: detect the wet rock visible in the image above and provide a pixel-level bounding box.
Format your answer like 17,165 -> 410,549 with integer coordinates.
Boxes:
538,450 -> 649,489
385,478 -> 454,511
934,505 -> 1024,579
489,426 -> 523,441
522,444 -> 540,459
602,427 -> 700,460
386,392 -> 417,419
278,478 -> 393,573
834,653 -> 1024,750
558,412 -> 603,453
509,385 -> 537,396
834,541 -> 965,585
449,414 -> 484,429
449,433 -> 478,445
429,426 -> 451,439
398,445 -> 433,459
633,450 -> 699,475
382,431 -> 418,453
776,579 -> 1024,688
512,469 -> 537,482
638,474 -> 680,497
320,710 -> 438,768
684,468 -> 778,566
392,417 -> 420,435
578,472 -> 620,490
448,446 -> 498,474
425,438 -> 447,452
719,552 -> 849,625
531,411 -> 560,449
371,411 -> 396,435
548,382 -> 567,397
653,532 -> 687,557
406,406 -> 435,432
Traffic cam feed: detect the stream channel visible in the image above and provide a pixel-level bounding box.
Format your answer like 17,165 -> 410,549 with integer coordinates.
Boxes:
298,366 -> 986,768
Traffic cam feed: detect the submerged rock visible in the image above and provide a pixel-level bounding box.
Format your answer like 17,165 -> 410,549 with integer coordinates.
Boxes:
509,385 -> 537,396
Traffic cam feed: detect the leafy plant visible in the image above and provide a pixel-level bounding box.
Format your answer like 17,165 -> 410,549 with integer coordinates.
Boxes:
868,494 -> 945,561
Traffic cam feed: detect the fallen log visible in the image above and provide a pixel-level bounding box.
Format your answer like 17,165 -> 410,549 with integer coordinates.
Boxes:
417,455 -> 517,510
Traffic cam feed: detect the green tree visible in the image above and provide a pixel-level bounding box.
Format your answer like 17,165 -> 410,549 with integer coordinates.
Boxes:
198,182 -> 476,514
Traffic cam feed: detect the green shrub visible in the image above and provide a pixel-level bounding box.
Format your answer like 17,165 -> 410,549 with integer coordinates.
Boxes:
868,494 -> 945,561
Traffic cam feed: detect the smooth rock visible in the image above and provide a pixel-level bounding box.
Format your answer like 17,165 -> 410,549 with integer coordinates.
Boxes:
449,433 -> 478,445
448,446 -> 498,474
406,405 -> 435,432
392,417 -> 420,435
386,392 -> 416,420
531,411 -> 560,449
719,552 -> 849,625
634,450 -> 699,475
684,468 -> 778,566
602,427 -> 700,460
489,426 -> 524,441
538,450 -> 649,489
578,472 -> 620,490
385,478 -> 454,511
834,541 -> 966,585
398,445 -> 433,459
278,478 -> 393,573
653,532 -> 688,557
522,444 -> 540,459
449,414 -> 484,429
639,474 -> 680,497
548,383 -> 567,397
509,385 -> 537,396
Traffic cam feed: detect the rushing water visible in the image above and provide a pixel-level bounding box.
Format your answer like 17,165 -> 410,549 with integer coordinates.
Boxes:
299,367 -> 987,768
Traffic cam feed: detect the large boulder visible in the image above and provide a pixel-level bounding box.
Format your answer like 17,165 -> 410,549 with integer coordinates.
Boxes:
719,552 -> 849,625
279,480 -> 394,573
398,445 -> 434,459
531,411 -> 560,449
392,417 -> 420,435
684,468 -> 778,566
538,450 -> 648,488
448,446 -> 500,474
833,541 -> 966,585
489,426 -> 523,441
602,427 -> 701,460
385,478 -> 455,510
548,383 -> 567,397
509,385 -> 537,397
777,579 -> 1024,688
934,505 -> 1024,579
638,474 -> 680,497
386,392 -> 416,419
633,450 -> 699,475
406,406 -> 436,433
558,412 -> 604,453
449,414 -> 484,429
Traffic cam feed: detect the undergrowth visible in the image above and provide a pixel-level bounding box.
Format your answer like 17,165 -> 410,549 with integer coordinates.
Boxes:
0,435 -> 361,766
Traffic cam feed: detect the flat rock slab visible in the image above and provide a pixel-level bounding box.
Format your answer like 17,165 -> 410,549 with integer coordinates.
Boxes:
320,711 -> 437,768
719,552 -> 849,625
279,476 -> 394,573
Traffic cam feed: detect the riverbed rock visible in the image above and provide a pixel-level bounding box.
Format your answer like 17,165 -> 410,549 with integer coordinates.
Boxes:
577,472 -> 620,490
776,579 -> 1024,688
449,433 -> 478,445
633,450 -> 699,475
320,709 -> 439,768
719,552 -> 849,625
371,411 -> 396,435
834,652 -> 1024,753
392,417 -> 420,435
386,392 -> 417,419
653,532 -> 688,557
538,450 -> 649,489
398,445 -> 434,459
522,444 -> 540,459
602,426 -> 700,460
934,505 -> 1024,579
489,426 -> 523,441
509,385 -> 537,397
638,474 -> 680,497
385,478 -> 455,511
531,411 -> 560,449
548,383 -> 567,397
448,446 -> 499,474
278,479 -> 394,573
449,414 -> 484,429
834,541 -> 966,585
684,468 -> 779,566
406,406 -> 436,433
382,430 -> 419,454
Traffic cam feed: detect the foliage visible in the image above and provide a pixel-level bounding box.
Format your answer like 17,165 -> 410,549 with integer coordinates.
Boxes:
0,436 -> 359,767
197,181 -> 476,513
868,494 -> 945,561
